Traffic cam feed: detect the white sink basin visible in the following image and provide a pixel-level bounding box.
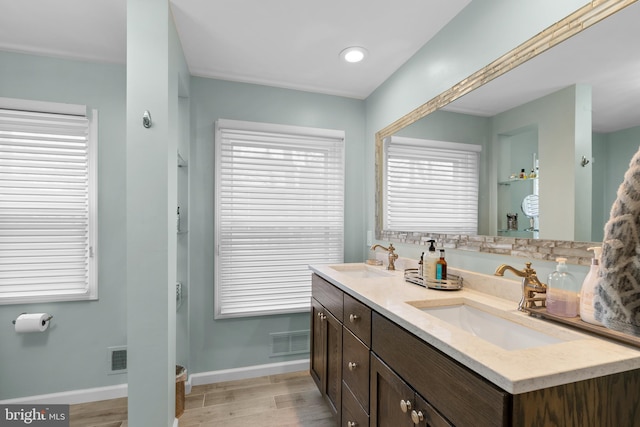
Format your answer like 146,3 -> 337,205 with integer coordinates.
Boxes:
329,264 -> 393,279
411,300 -> 571,351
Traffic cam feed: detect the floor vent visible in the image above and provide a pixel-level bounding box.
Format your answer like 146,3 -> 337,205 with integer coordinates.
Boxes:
108,346 -> 128,375
270,330 -> 310,357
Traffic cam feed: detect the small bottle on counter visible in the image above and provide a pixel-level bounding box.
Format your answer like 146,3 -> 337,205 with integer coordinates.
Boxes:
436,249 -> 447,281
425,240 -> 439,280
419,252 -> 424,278
580,247 -> 603,325
519,168 -> 527,179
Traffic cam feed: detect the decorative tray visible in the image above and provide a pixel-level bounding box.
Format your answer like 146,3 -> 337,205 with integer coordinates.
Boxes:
404,269 -> 463,291
526,307 -> 640,349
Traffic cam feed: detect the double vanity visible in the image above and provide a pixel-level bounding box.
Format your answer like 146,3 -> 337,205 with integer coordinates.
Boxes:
309,263 -> 640,426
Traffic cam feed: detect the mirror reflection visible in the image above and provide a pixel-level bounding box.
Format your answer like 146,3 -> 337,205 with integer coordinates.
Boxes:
381,1 -> 640,243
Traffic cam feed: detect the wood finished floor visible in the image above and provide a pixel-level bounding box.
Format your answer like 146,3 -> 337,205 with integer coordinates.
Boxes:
69,371 -> 336,427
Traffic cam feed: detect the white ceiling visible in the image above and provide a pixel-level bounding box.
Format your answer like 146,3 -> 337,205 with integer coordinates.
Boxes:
0,0 -> 470,99
0,0 -> 127,64
2,0 -> 637,131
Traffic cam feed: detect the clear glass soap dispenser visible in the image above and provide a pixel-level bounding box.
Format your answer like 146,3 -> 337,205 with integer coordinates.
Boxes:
546,257 -> 579,317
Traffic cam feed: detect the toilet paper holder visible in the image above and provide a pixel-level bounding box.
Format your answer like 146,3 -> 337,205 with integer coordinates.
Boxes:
12,313 -> 53,325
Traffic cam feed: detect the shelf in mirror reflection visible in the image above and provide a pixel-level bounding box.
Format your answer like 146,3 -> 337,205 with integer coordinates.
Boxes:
498,178 -> 538,185
498,230 -> 536,237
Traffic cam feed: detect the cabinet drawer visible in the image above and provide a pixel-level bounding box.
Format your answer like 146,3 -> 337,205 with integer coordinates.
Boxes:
312,274 -> 344,320
372,312 -> 509,427
342,381 -> 369,427
343,293 -> 371,346
342,328 -> 370,413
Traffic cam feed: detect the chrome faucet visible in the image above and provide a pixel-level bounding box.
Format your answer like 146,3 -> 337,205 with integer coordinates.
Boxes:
370,243 -> 398,270
494,262 -> 547,311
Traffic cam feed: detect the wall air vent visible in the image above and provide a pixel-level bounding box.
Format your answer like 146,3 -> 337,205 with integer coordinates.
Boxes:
270,330 -> 310,357
108,346 -> 127,375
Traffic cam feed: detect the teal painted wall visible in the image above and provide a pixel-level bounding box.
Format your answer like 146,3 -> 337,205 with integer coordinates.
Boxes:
0,50 -> 364,399
592,132 -> 607,242
0,51 -> 128,399
188,77 -> 365,374
603,125 -> 640,219
490,85 -> 590,240
125,0 -> 189,423
592,125 -> 640,242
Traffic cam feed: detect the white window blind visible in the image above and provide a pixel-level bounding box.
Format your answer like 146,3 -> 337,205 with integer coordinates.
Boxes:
384,136 -> 481,234
215,119 -> 344,318
0,98 -> 97,304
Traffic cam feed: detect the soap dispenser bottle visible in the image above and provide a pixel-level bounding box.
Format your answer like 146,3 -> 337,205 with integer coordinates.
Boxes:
436,249 -> 447,280
546,257 -> 579,317
579,246 -> 603,325
425,240 -> 438,280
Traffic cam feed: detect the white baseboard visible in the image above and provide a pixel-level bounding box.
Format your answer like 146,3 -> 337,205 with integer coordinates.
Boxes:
0,383 -> 128,405
0,359 -> 309,405
188,359 -> 309,388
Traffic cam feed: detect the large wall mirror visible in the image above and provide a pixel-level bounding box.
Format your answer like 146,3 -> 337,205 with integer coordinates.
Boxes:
375,0 -> 639,264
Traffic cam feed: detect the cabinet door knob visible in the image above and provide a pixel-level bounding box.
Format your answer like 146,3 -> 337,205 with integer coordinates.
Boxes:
348,361 -> 358,371
411,410 -> 424,424
347,422 -> 357,427
349,313 -> 360,323
317,312 -> 323,318
400,399 -> 412,413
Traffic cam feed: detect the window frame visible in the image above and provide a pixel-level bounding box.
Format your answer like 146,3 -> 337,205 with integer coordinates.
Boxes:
0,97 -> 98,305
214,119 -> 345,319
383,135 -> 481,234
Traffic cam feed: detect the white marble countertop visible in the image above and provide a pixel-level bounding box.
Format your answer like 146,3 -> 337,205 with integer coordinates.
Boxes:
309,262 -> 640,394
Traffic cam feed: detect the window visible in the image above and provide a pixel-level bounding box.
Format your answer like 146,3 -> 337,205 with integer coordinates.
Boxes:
215,119 -> 344,318
0,98 -> 98,304
383,135 -> 481,234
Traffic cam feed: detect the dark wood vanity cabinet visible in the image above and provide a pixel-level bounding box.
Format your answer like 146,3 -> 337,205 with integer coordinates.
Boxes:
310,295 -> 342,420
372,312 -> 508,427
311,274 -> 463,426
311,273 -> 640,427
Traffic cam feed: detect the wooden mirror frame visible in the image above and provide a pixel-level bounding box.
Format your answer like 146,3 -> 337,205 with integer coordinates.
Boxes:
374,0 -> 636,266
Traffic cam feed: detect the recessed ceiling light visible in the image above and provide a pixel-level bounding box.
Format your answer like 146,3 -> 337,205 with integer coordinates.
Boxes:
340,46 -> 368,63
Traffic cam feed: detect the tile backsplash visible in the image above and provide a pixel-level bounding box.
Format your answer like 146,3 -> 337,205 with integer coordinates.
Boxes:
380,230 -> 596,266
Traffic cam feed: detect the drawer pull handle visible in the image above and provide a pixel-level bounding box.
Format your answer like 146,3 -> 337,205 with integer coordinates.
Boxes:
400,399 -> 412,413
347,422 -> 357,427
348,361 -> 358,371
349,314 -> 360,323
411,410 -> 424,424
